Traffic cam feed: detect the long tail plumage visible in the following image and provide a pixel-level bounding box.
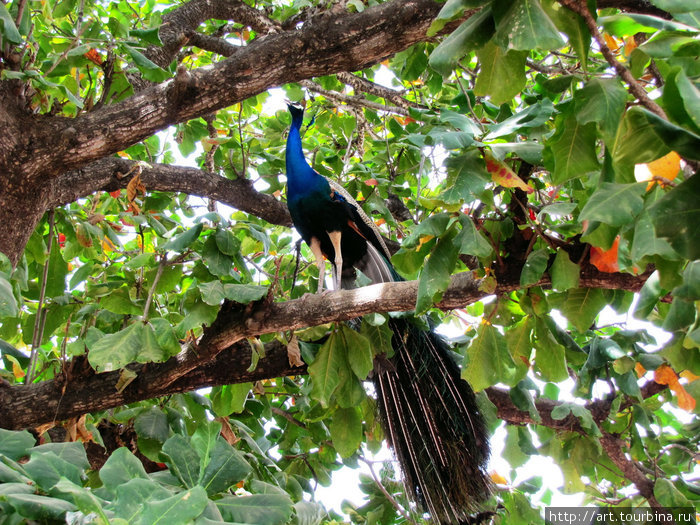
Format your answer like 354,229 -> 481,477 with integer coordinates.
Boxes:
326,183 -> 492,522
284,104 -> 490,522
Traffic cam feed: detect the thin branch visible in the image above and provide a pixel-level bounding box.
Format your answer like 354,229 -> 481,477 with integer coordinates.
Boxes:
558,0 -> 667,119
300,79 -> 410,117
27,210 -> 55,384
359,456 -> 419,525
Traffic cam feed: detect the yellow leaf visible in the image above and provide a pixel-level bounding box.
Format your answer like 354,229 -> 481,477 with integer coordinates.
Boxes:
102,237 -> 117,253
417,234 -> 434,249
603,33 -> 620,52
655,364 -> 696,411
647,151 -> 681,180
623,36 -> 637,57
483,151 -> 533,193
680,370 -> 699,382
6,355 -> 25,380
490,471 -> 508,485
635,362 -> 646,378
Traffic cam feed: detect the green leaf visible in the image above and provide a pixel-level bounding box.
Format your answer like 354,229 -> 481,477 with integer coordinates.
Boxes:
613,107 -> 700,182
494,0 -> 565,51
100,287 -> 143,315
463,323 -> 525,390
211,383 -> 252,417
215,228 -> 241,255
135,486 -> 208,525
330,406 -> 363,458
631,209 -> 677,263
308,330 -> 346,407
543,1 -> 589,65
550,249 -> 580,291
546,112 -> 600,184
123,44 -> 171,83
575,78 -> 628,142
560,288 -> 607,332
416,224 -> 460,314
341,325 -> 373,380
0,3 -> 22,44
217,494 -> 294,525
24,451 -> 83,491
579,183 -> 646,227
520,249 -> 549,286
161,223 -> 203,252
486,99 -> 555,139
599,13 -> 696,35
223,284 -> 268,303
0,430 -> 35,460
458,215 -> 493,258
663,68 -> 700,133
474,42 -> 527,105
99,447 -> 149,495
107,478 -> 170,520
5,494 -> 76,520
202,235 -> 233,277
429,7 -> 495,76
53,478 -> 108,520
161,434 -> 201,488
199,280 -> 226,306
534,318 -> 569,382
648,172 -> 700,260
654,478 -> 693,507
130,27 -> 163,46
134,407 -> 169,443
45,240 -> 68,298
0,276 -> 18,317
360,318 -> 394,358
200,439 -> 252,495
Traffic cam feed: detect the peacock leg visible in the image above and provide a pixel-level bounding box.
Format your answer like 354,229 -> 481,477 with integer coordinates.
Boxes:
309,237 -> 326,294
328,230 -> 343,291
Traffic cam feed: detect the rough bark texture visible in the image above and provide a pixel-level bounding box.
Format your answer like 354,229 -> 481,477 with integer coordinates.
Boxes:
0,0 -> 449,266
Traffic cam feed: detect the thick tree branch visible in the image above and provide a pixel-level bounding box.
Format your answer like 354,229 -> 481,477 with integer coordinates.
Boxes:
0,268 -> 649,430
48,157 -> 292,228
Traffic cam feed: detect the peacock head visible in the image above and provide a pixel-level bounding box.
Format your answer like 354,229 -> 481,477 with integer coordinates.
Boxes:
287,102 -> 305,127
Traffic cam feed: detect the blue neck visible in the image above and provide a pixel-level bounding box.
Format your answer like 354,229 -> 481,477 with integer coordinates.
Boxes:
286,115 -> 324,198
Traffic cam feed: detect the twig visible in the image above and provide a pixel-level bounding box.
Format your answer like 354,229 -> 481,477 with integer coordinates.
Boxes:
299,79 -> 410,117
142,255 -> 167,321
27,210 -> 55,384
558,0 -> 667,119
359,456 -> 418,525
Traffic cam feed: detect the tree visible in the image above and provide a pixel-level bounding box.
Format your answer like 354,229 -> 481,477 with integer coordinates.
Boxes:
0,0 -> 698,522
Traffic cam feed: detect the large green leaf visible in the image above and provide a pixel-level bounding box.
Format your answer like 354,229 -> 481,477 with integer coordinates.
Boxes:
330,406 -> 363,458
217,494 -> 293,525
474,42 -> 527,105
161,223 -> 203,252
0,3 -> 22,44
99,447 -> 149,495
308,329 -> 346,407
663,68 -> 700,133
135,486 -> 208,525
575,78 -> 628,142
579,183 -> 646,227
520,249 -> 549,286
416,223 -> 461,314
494,0 -> 565,51
560,288 -> 608,332
429,7 -> 495,76
546,112 -> 600,184
211,383 -> 252,416
200,439 -> 252,495
550,249 -> 580,291
4,493 -> 76,520
0,430 -> 34,461
0,276 -> 18,317
613,107 -> 700,182
648,173 -> 700,260
340,325 -> 373,380
463,323 -> 525,390
161,434 -> 201,489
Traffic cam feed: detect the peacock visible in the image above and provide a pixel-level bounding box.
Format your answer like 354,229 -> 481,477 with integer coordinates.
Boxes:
285,102 -> 491,523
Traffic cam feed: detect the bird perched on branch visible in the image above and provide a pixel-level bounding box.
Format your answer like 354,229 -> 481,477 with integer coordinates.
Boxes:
285,103 -> 491,523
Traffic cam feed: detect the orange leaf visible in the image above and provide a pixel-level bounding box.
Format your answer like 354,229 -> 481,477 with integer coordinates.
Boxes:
655,364 -> 696,411
635,362 -> 646,378
603,33 -> 620,52
647,151 -> 681,182
483,150 -> 533,193
590,236 -> 619,273
680,370 -> 700,382
365,178 -> 378,187
623,36 -> 637,57
84,48 -> 104,66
